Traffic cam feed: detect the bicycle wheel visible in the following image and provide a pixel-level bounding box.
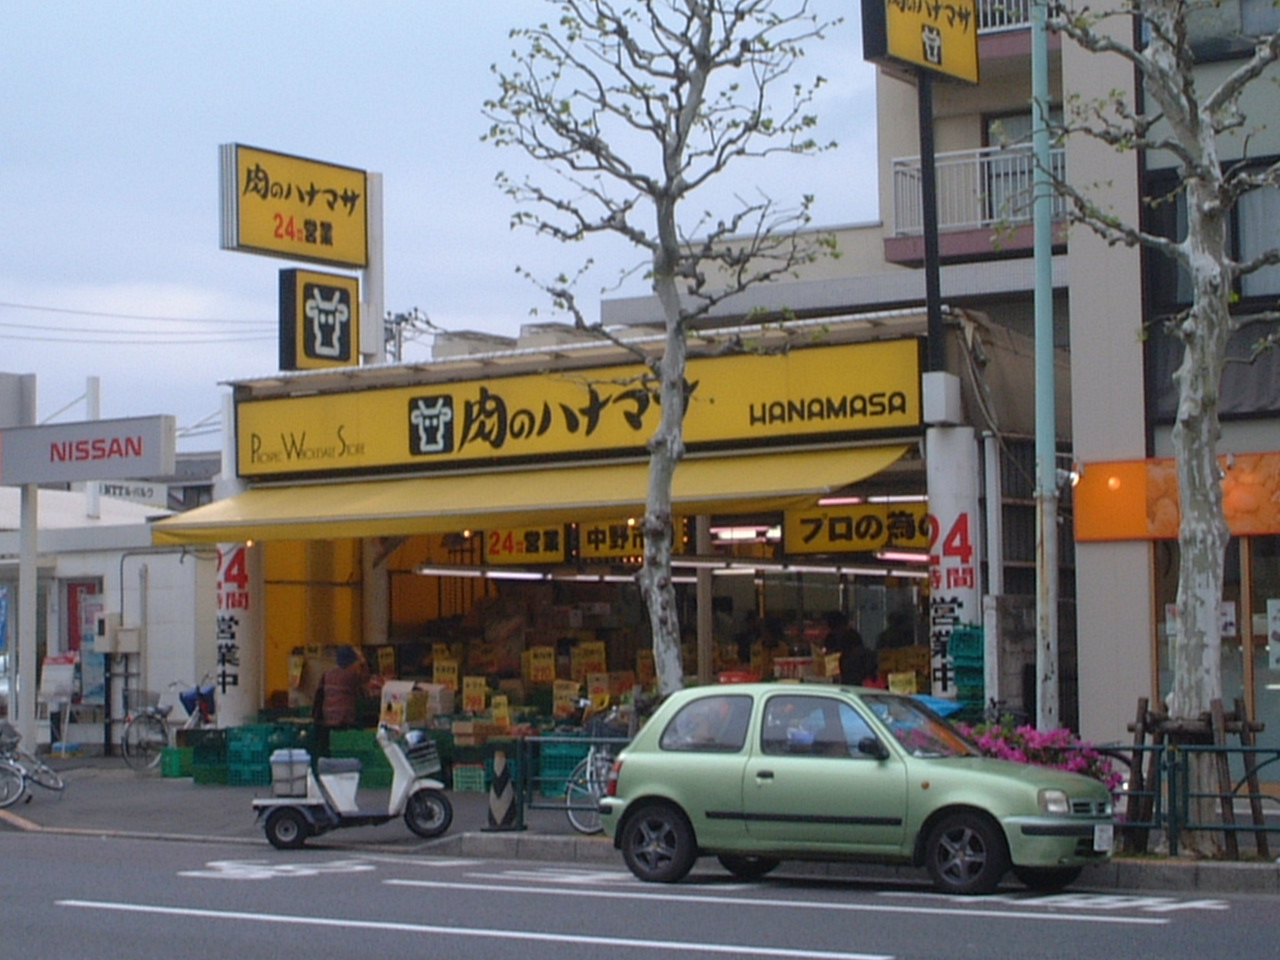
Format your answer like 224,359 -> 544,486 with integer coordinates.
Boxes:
15,751 -> 64,791
564,755 -> 604,835
0,761 -> 26,808
122,714 -> 169,770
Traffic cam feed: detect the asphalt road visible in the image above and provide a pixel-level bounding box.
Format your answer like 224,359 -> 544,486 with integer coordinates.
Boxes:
3,831 -> 1277,960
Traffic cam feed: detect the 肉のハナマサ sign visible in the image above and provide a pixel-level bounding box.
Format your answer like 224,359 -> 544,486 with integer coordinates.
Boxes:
862,0 -> 980,85
235,338 -> 922,480
220,144 -> 368,268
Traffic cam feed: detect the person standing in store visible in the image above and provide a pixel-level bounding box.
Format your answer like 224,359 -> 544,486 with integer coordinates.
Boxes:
312,645 -> 367,756
826,611 -> 879,687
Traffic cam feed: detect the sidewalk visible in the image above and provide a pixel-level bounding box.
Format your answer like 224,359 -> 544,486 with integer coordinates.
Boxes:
3,754 -> 1278,895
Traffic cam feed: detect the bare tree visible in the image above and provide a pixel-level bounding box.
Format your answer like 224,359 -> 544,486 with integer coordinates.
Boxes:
484,0 -> 839,695
1051,0 -> 1280,849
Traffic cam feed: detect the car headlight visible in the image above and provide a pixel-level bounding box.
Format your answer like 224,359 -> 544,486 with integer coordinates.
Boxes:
1038,788 -> 1070,815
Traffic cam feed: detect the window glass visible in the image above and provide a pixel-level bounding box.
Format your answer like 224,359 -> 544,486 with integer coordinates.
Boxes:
659,694 -> 752,753
1239,185 -> 1280,299
862,693 -> 975,757
761,694 -> 869,758
1242,0 -> 1280,36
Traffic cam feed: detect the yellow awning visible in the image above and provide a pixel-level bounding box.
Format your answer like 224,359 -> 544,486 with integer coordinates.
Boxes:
151,445 -> 910,545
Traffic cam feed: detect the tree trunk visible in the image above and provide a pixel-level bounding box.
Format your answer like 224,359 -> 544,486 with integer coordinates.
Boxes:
1166,174 -> 1232,857
639,203 -> 690,697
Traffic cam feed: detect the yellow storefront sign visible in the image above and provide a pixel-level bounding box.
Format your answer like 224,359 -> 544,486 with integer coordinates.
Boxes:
236,338 -> 921,479
220,143 -> 368,268
579,518 -> 645,561
482,525 -> 567,565
784,501 -> 930,554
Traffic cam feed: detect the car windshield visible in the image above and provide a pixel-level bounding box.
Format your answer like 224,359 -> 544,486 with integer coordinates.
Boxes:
861,694 -> 977,758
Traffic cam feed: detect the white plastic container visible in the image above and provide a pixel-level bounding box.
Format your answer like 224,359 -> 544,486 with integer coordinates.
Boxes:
270,748 -> 310,797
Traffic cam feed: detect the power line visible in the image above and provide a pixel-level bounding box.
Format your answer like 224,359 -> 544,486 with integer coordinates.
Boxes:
0,331 -> 275,344
0,300 -> 273,326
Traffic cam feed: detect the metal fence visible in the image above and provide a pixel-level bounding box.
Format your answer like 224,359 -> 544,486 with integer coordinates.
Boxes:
1106,743 -> 1280,858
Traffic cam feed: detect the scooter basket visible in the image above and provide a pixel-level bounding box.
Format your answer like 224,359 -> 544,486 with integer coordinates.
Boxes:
403,735 -> 442,777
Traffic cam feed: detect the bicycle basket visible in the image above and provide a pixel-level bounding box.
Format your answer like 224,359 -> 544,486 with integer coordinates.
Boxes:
585,714 -> 630,740
0,721 -> 19,752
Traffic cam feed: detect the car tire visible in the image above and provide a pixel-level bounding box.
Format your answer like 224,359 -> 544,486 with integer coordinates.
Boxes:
716,854 -> 780,880
924,811 -> 1010,895
620,803 -> 697,884
1012,865 -> 1083,892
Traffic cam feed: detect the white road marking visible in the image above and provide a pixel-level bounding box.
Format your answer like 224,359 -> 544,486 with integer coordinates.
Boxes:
179,859 -> 376,880
880,891 -> 1230,914
57,900 -> 892,960
384,878 -> 1170,926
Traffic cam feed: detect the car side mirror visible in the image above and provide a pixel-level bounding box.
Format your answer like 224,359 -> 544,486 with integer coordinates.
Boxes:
857,736 -> 890,760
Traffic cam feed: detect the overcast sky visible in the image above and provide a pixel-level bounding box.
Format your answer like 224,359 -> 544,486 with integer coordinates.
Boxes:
1,2 -> 879,451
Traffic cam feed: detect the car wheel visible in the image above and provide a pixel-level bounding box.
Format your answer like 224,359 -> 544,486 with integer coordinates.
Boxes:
716,854 -> 780,880
620,803 -> 697,884
924,811 -> 1010,895
1012,865 -> 1083,892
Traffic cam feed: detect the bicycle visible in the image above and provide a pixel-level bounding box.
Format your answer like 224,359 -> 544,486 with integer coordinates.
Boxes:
121,676 -> 216,771
564,702 -> 631,835
0,721 -> 65,804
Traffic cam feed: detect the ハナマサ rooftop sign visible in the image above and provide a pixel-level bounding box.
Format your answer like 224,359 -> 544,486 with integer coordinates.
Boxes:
220,144 -> 368,269
0,416 -> 176,485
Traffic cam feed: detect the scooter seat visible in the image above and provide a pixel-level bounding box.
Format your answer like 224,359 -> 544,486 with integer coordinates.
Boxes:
317,757 -> 363,775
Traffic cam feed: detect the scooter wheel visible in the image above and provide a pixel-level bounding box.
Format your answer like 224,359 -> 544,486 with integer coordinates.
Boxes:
265,807 -> 311,850
405,789 -> 453,838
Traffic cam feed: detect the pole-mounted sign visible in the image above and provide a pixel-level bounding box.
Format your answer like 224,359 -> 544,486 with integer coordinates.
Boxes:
862,0 -> 981,84
0,415 -> 176,486
220,144 -> 369,269
279,269 -> 361,371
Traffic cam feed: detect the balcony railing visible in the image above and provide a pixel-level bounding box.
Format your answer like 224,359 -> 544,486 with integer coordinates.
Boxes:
892,144 -> 1067,237
978,0 -> 1032,32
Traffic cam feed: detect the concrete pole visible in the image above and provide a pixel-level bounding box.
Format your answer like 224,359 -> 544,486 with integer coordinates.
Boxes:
1033,0 -> 1060,730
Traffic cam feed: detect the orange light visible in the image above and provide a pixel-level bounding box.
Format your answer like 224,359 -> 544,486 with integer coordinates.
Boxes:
1107,476 -> 1121,491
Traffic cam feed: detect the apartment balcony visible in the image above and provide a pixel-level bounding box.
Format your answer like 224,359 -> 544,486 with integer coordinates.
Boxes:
978,0 -> 1031,32
885,144 -> 1067,264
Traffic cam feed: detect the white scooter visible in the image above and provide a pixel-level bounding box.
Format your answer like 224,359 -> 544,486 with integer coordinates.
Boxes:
253,724 -> 453,849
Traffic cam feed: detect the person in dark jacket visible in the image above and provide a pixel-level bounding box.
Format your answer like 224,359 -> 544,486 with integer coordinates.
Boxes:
825,611 -> 878,687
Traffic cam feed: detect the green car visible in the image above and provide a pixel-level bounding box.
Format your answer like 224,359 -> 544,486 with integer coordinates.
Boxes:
599,684 -> 1114,895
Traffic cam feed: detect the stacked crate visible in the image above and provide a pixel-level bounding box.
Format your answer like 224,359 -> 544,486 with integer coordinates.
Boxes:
948,628 -> 985,711
226,725 -> 276,786
181,729 -> 228,785
537,737 -> 590,797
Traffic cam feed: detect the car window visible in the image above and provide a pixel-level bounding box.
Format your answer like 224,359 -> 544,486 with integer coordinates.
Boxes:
862,693 -> 975,758
760,694 -> 873,758
659,694 -> 752,753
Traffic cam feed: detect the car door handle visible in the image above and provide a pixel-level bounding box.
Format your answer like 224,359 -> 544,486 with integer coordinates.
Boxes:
755,770 -> 774,780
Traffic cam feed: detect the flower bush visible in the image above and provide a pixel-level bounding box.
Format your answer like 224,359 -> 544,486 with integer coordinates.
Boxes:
957,720 -> 1125,792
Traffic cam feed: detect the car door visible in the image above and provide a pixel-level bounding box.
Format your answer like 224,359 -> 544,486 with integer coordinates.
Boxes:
653,692 -> 754,845
742,691 -> 908,853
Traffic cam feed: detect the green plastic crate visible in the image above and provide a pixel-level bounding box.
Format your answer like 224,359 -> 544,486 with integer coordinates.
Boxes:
192,764 -> 228,785
161,746 -> 193,778
451,762 -> 487,793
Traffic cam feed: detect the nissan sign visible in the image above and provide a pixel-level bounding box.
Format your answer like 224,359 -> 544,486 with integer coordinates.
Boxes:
0,415 -> 176,485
